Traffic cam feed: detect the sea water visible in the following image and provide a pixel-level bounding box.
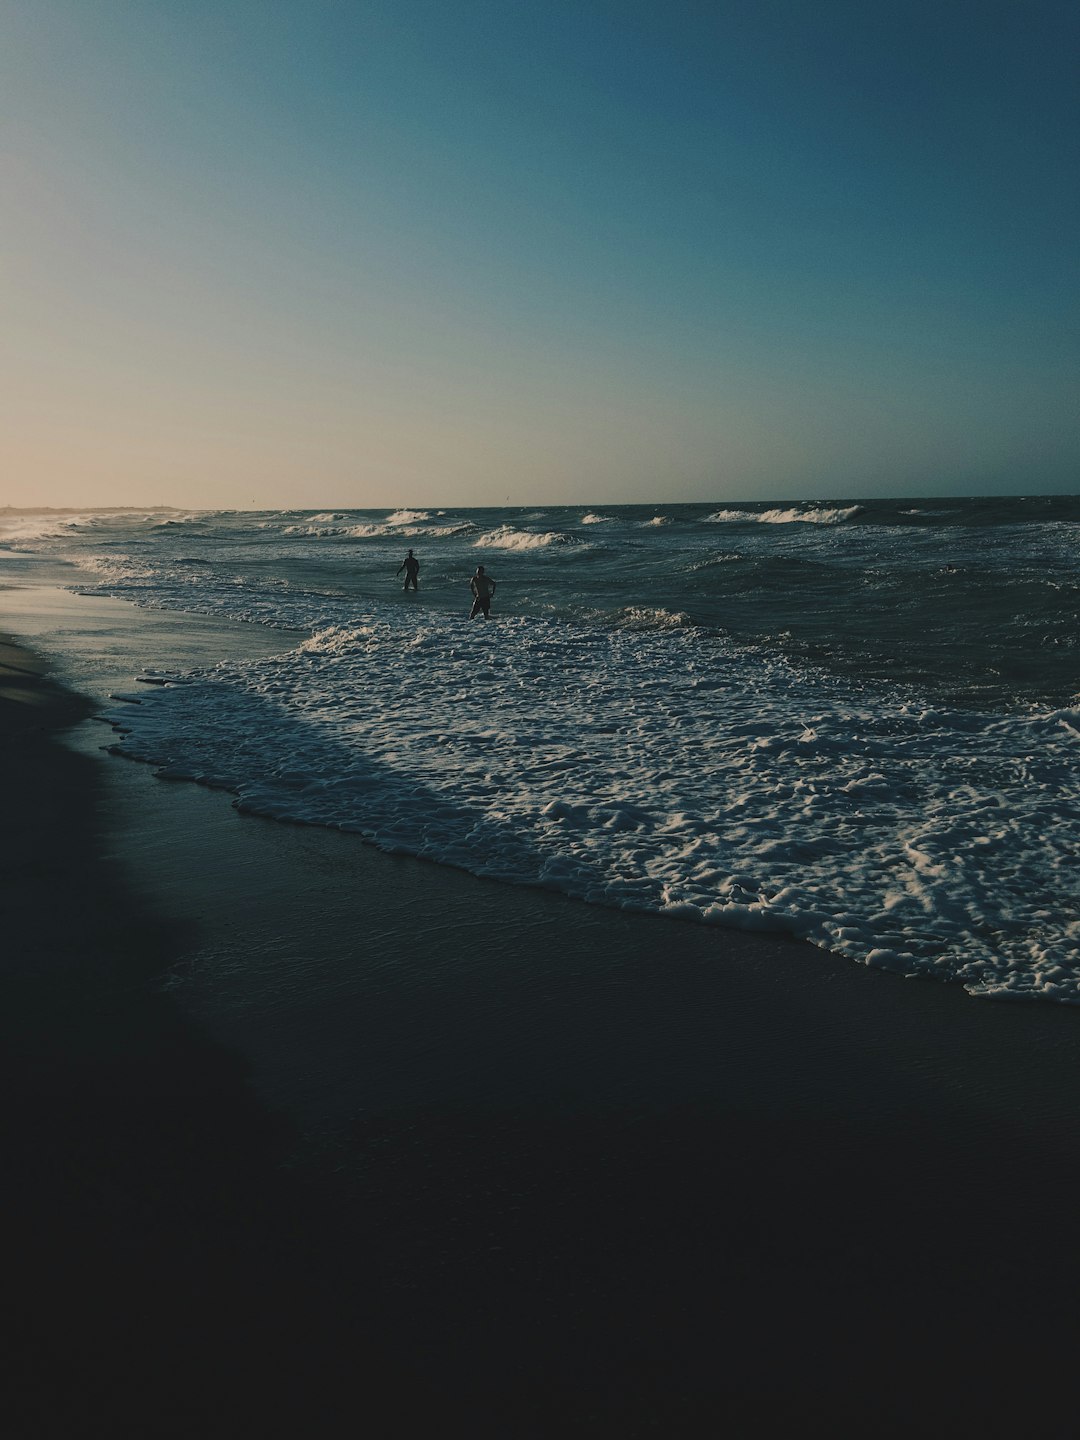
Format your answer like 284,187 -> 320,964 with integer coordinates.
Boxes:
3,497 -> 1078,1001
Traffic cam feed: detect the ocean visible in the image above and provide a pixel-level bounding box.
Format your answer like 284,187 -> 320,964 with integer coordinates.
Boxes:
3,495 -> 1078,1002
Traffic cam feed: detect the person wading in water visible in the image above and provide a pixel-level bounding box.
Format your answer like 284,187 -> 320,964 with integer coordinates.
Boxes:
469,565 -> 496,620
397,549 -> 420,591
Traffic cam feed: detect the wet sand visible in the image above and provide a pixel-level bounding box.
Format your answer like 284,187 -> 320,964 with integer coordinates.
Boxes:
4,602 -> 1080,1437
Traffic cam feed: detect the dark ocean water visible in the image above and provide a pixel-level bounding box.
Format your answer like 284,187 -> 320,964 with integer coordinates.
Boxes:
4,495 -> 1079,1001
7,494 -> 1077,707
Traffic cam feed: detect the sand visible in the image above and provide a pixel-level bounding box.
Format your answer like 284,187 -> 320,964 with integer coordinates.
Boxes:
4,595 -> 1080,1437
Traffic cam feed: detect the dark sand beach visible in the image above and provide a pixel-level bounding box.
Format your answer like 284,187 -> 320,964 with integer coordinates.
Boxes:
4,594 -> 1080,1436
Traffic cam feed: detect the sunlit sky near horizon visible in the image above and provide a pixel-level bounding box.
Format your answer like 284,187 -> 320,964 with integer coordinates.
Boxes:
2,0 -> 1077,509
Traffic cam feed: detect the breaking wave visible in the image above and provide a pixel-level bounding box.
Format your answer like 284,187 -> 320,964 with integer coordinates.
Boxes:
385,509 -> 434,526
473,526 -> 578,551
707,506 -> 863,526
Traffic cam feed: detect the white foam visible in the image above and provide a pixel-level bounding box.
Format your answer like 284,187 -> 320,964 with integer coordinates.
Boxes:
342,523 -> 390,537
0,519 -> 70,546
707,506 -> 862,525
581,512 -> 614,524
610,606 -> 691,631
407,523 -> 475,538
333,520 -> 472,540
152,512 -> 215,527
385,509 -> 433,526
0,508 -> 206,550
473,526 -> 577,551
102,607 -> 1080,1003
0,511 -> 107,546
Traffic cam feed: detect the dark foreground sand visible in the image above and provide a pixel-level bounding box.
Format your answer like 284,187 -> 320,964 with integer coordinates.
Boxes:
4,626 -> 1080,1437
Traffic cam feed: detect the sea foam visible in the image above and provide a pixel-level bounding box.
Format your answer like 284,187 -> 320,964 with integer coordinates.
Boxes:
473,526 -> 577,550
102,606 -> 1080,1003
707,506 -> 862,525
385,509 -> 434,526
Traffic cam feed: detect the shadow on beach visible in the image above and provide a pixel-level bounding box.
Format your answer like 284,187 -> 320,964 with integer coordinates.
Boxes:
0,642 -> 422,1436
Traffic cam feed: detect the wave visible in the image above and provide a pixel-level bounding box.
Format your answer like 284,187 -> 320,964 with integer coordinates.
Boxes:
611,606 -> 692,632
707,506 -> 863,526
569,604 -> 692,633
0,514 -> 89,545
100,609 -> 1080,1004
281,508 -> 443,538
342,521 -> 472,540
643,515 -> 670,527
413,523 -> 476,538
74,553 -> 166,588
343,523 -> 388,538
472,526 -> 577,551
0,508 -> 177,545
152,513 -> 214,528
581,512 -> 614,525
385,509 -> 434,526
281,520 -> 401,539
299,623 -> 382,655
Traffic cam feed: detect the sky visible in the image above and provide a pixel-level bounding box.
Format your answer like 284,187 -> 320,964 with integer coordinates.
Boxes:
2,0 -> 1077,509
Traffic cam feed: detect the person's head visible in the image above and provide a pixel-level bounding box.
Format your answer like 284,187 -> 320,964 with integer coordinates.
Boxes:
407,548 -> 413,556
476,565 -> 485,574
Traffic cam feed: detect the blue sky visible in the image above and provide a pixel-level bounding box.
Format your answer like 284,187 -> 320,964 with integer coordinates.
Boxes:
2,0 -> 1077,507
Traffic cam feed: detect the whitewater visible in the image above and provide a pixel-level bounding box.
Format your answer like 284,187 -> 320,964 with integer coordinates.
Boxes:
3,498 -> 1079,1002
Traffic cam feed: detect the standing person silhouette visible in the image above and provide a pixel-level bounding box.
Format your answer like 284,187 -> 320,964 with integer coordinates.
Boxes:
469,565 -> 496,620
397,549 -> 420,591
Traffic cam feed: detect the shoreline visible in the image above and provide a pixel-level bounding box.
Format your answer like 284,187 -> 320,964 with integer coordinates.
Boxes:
4,592 -> 1080,1433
